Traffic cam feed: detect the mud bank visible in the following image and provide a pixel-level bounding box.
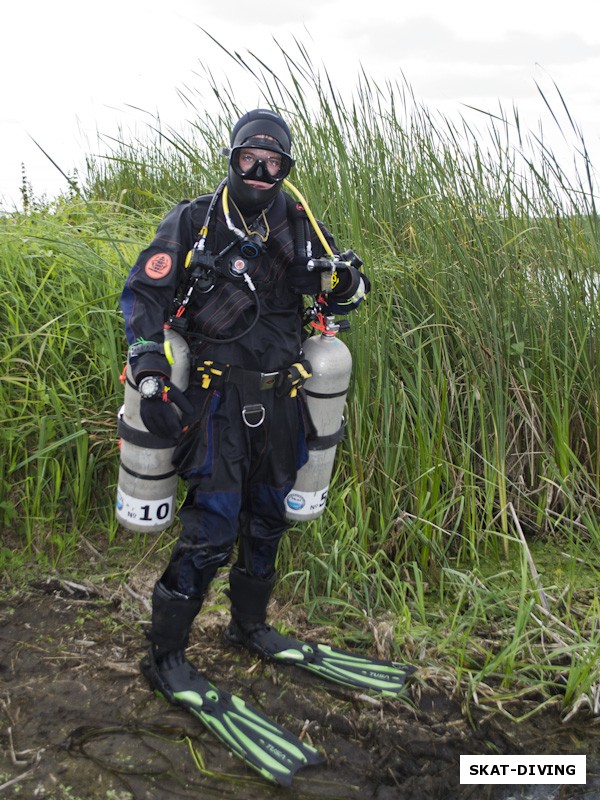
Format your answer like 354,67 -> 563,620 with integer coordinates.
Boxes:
1,579 -> 597,799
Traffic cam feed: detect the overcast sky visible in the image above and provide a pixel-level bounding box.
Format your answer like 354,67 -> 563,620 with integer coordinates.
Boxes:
2,0 -> 599,209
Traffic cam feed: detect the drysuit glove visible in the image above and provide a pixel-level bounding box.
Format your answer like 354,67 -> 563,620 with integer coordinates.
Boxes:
330,265 -> 369,299
139,377 -> 194,440
323,267 -> 370,314
287,263 -> 323,295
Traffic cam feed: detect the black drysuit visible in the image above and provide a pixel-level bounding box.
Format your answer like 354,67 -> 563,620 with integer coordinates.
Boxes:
120,187 -> 366,601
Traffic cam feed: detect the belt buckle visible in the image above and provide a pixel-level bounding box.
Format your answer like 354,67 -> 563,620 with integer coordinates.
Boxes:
259,371 -> 279,390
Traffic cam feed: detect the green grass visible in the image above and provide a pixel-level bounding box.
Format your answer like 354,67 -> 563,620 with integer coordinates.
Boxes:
1,42 -> 598,721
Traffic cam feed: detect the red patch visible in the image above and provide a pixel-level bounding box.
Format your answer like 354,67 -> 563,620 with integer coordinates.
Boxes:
145,252 -> 173,279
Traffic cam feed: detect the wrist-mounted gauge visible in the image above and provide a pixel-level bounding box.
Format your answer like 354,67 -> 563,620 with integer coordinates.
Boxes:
138,375 -> 164,400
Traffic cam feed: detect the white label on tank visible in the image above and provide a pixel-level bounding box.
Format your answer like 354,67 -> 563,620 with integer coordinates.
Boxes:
285,487 -> 329,516
116,489 -> 173,526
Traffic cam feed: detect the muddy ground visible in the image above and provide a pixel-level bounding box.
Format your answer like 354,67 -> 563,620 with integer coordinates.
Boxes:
1,568 -> 598,800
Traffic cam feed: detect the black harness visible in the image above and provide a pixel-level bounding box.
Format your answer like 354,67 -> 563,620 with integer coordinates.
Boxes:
166,190 -> 311,344
166,191 -> 314,426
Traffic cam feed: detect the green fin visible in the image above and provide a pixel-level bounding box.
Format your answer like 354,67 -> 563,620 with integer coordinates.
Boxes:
286,641 -> 415,695
141,651 -> 323,786
226,624 -> 416,696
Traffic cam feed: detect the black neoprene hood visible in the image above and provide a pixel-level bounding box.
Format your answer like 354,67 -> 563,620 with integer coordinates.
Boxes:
230,109 -> 293,154
226,109 -> 294,212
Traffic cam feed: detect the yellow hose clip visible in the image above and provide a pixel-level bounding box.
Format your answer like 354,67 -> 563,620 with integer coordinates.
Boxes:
164,340 -> 175,365
196,360 -> 224,389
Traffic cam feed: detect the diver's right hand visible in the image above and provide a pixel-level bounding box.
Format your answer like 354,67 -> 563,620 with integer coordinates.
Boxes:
138,376 -> 193,439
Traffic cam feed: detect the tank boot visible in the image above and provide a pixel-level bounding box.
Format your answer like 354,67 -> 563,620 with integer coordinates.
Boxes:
223,566 -> 290,659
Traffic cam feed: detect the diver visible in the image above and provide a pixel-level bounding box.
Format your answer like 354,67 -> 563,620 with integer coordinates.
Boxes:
120,109 -> 409,784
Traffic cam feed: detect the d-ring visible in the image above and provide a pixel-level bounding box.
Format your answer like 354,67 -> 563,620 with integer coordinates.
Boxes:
242,404 -> 266,428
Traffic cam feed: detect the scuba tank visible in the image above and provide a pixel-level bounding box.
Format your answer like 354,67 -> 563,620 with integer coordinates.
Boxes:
285,317 -> 352,521
116,329 -> 190,533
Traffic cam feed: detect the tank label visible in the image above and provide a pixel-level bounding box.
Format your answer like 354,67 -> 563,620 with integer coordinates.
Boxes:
285,487 -> 329,516
116,489 -> 173,527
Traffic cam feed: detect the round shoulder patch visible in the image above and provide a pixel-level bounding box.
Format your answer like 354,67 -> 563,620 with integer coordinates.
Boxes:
145,252 -> 173,279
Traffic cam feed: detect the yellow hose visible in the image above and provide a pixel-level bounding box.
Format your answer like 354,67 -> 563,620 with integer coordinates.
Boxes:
283,179 -> 335,257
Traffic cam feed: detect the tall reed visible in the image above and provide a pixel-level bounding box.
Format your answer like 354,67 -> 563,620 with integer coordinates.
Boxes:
1,43 -> 597,715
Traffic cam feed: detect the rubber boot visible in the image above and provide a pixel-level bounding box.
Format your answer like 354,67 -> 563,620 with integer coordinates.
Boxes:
223,566 -> 284,659
147,581 -> 203,660
141,581 -> 205,698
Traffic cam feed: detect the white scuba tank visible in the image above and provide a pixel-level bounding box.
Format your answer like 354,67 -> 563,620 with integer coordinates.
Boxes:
285,320 -> 352,521
116,329 -> 191,533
